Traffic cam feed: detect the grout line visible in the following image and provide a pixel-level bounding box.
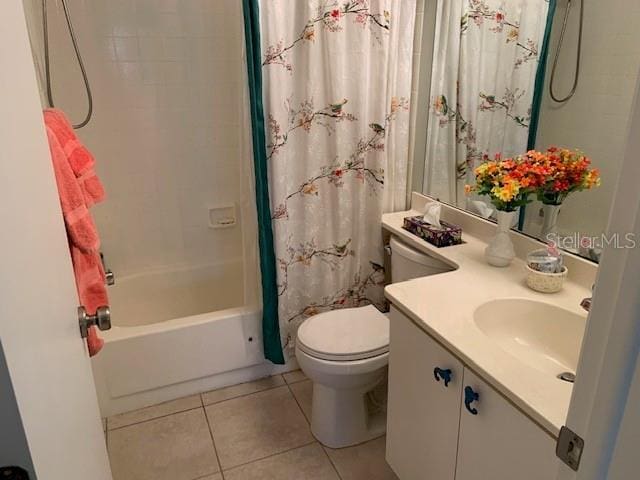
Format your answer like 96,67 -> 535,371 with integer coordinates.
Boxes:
221,440 -> 318,474
285,380 -> 311,426
107,406 -> 203,432
108,378 -> 288,431
282,373 -> 308,385
283,380 -> 346,479
203,406 -> 226,480
321,445 -> 344,480
191,472 -> 221,480
201,382 -> 287,408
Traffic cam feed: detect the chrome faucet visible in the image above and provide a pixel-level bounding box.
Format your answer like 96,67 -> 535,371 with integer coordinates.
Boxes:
580,297 -> 592,312
580,285 -> 594,312
100,252 -> 116,286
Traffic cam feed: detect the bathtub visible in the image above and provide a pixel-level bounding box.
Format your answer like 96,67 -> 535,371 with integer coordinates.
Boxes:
91,260 -> 285,417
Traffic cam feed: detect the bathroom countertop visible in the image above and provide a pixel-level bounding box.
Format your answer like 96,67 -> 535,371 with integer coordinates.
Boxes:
383,209 -> 593,438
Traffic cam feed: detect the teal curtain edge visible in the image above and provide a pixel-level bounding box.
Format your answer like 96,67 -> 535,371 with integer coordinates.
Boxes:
528,0 -> 557,150
519,0 -> 557,231
242,0 -> 285,364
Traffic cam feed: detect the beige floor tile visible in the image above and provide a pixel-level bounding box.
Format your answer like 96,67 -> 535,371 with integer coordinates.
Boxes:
224,443 -> 339,480
202,376 -> 285,406
325,436 -> 398,480
283,369 -> 308,384
205,385 -> 313,469
108,408 -> 219,480
108,394 -> 202,430
289,379 -> 313,422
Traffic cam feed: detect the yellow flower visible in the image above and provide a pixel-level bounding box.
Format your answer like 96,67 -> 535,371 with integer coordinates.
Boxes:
491,180 -> 520,202
584,170 -> 601,189
475,163 -> 490,176
464,184 -> 474,195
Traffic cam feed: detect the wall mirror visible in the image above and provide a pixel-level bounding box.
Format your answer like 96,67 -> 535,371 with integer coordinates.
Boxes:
414,0 -> 640,262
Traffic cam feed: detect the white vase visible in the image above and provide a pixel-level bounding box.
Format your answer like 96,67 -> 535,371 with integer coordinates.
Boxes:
485,210 -> 516,267
541,204 -> 562,241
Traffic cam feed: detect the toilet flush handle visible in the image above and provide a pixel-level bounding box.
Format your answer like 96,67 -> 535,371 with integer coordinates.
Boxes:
433,367 -> 452,387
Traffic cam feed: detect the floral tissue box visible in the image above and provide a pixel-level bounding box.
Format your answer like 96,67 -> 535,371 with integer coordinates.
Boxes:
402,216 -> 463,248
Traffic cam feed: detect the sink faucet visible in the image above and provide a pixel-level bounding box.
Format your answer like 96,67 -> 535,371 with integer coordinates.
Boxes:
580,297 -> 591,312
580,285 -> 594,312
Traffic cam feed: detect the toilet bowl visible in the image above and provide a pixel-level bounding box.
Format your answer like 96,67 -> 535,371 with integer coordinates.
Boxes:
295,236 -> 453,448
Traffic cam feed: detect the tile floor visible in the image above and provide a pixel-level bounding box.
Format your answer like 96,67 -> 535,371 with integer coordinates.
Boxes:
105,371 -> 399,480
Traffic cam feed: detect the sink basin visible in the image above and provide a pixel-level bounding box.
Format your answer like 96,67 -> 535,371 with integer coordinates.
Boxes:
473,299 -> 586,376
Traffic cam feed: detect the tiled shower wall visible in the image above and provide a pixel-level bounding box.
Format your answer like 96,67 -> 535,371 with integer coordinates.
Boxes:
534,0 -> 640,236
23,0 -> 248,277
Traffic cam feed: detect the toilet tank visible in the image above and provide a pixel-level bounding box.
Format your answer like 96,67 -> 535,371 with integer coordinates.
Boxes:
389,236 -> 452,283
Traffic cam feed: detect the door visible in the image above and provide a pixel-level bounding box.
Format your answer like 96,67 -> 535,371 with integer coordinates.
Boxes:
455,368 -> 557,480
386,306 -> 463,480
554,74 -> 640,480
0,3 -> 111,479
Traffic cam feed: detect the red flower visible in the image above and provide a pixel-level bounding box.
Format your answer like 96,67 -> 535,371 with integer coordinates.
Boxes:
331,9 -> 341,18
333,168 -> 344,177
495,12 -> 504,22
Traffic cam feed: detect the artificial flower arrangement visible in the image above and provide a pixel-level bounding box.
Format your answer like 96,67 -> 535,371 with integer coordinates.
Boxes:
466,147 -> 600,210
466,147 -> 600,267
465,153 -> 542,212
527,147 -> 601,206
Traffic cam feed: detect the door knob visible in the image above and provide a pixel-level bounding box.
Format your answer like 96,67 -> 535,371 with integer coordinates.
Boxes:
434,367 -> 452,387
78,305 -> 111,339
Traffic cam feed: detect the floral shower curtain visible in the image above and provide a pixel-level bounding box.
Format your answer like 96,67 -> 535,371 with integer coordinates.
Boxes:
260,0 -> 416,354
424,0 -> 550,208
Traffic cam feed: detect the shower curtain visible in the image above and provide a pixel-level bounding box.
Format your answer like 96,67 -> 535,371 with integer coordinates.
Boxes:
259,0 -> 416,355
424,0 -> 550,207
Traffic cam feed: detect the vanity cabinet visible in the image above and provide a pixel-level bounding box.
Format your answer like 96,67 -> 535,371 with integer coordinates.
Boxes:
386,307 -> 558,480
386,306 -> 463,480
455,369 -> 557,480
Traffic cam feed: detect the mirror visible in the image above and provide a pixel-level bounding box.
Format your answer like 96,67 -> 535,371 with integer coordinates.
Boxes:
414,0 -> 640,262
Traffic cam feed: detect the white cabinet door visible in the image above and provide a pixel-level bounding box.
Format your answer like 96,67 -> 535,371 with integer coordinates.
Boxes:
456,368 -> 558,480
386,307 -> 463,480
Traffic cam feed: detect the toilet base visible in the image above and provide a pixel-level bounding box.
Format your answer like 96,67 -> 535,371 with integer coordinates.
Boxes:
309,374 -> 387,449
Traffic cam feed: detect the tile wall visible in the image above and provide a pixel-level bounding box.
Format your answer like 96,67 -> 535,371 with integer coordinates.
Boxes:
533,0 -> 640,235
24,0 -> 250,277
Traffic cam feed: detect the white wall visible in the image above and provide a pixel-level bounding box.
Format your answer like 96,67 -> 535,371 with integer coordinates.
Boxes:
25,0 -> 248,278
533,0 -> 640,237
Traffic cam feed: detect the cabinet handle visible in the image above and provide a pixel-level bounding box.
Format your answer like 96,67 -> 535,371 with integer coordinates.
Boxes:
434,367 -> 452,387
464,386 -> 479,415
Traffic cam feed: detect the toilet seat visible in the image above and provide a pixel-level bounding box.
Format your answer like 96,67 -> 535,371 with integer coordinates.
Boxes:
296,305 -> 389,362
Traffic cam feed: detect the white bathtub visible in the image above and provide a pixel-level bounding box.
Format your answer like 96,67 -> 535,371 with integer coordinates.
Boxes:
91,260 -> 286,417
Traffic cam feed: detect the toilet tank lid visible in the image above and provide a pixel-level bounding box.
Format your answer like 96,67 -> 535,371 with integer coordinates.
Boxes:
296,305 -> 389,360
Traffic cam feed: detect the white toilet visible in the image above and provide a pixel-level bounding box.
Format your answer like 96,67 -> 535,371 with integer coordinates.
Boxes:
295,236 -> 452,448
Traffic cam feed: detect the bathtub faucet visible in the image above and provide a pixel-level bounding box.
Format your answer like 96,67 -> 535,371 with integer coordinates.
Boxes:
100,252 -> 116,286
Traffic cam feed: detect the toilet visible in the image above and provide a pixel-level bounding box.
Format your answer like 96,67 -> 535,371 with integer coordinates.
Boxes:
295,236 -> 452,448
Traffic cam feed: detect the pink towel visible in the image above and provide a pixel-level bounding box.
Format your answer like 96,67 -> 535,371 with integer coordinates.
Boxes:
45,115 -> 107,357
44,109 -> 105,206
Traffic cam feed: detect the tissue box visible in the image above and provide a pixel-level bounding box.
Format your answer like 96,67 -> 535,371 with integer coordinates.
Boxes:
402,216 -> 462,248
